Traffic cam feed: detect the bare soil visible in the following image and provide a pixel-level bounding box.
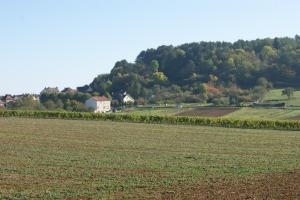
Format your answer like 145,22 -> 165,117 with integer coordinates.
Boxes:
289,115 -> 300,120
176,107 -> 239,117
113,170 -> 300,200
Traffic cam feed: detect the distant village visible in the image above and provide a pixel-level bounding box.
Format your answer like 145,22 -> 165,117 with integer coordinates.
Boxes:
0,87 -> 135,113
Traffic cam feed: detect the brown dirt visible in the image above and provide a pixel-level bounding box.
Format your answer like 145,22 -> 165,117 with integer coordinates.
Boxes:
113,170 -> 300,200
289,115 -> 300,120
176,107 -> 239,117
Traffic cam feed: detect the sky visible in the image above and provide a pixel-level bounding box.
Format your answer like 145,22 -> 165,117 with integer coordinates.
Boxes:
1,0 -> 300,95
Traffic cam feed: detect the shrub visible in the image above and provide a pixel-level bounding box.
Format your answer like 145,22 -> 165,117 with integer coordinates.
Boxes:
0,110 -> 300,131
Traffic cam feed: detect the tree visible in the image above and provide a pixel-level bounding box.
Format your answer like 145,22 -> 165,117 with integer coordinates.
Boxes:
257,77 -> 272,89
260,45 -> 277,60
282,87 -> 294,99
208,74 -> 218,86
12,95 -> 41,110
128,81 -> 142,99
83,36 -> 300,103
253,86 -> 267,102
193,83 -> 207,95
151,60 -> 159,73
153,72 -> 168,83
43,100 -> 57,110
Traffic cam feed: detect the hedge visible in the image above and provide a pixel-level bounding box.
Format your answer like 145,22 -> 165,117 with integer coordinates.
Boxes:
0,110 -> 300,131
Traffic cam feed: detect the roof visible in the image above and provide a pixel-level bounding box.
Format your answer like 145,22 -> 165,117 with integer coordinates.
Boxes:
61,87 -> 77,93
2,95 -> 14,101
123,94 -> 134,100
91,96 -> 110,101
40,87 -> 59,94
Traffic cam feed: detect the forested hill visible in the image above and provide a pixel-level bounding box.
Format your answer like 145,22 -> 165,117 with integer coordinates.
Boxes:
79,36 -> 300,104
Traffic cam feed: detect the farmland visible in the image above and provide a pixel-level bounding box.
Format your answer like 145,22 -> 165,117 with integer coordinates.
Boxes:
225,107 -> 300,120
0,118 -> 300,199
122,89 -> 300,121
121,107 -> 189,116
127,106 -> 300,121
176,107 -> 238,117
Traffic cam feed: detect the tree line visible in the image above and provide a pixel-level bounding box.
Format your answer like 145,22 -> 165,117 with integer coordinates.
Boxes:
79,35 -> 300,105
5,36 -> 300,111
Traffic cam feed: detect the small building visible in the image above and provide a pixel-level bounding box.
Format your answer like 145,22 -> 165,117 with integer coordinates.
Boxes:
40,87 -> 60,95
122,94 -> 134,104
0,100 -> 5,108
85,96 -> 111,113
1,95 -> 15,108
32,94 -> 40,101
1,95 -> 15,103
111,92 -> 135,105
122,93 -> 135,104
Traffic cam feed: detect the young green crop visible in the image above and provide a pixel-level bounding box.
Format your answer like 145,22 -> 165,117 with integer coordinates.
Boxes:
0,118 -> 299,199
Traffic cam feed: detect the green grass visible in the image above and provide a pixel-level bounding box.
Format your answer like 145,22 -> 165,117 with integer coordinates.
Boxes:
263,89 -> 300,106
225,107 -> 300,120
0,118 -> 299,199
222,88 -> 300,120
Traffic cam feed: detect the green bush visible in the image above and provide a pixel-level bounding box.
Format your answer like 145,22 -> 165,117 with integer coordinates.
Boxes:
0,110 -> 300,131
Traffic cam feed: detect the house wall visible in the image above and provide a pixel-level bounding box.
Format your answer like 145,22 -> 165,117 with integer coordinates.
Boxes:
123,95 -> 134,104
96,101 -> 111,113
85,99 -> 111,113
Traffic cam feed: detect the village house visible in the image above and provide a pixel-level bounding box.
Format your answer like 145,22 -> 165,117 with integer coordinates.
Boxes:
40,87 -> 60,95
113,92 -> 135,104
122,93 -> 135,104
85,96 -> 111,113
0,100 -> 5,108
1,95 -> 14,102
1,95 -> 15,107
32,94 -> 40,101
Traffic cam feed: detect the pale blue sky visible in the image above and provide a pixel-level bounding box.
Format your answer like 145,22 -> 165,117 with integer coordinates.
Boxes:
1,0 -> 300,95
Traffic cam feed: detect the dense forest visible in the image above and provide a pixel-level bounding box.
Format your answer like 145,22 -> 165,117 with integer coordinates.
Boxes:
76,36 -> 300,105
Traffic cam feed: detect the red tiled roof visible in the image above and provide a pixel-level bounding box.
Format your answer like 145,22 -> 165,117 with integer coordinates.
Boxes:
91,96 -> 110,101
3,95 -> 14,101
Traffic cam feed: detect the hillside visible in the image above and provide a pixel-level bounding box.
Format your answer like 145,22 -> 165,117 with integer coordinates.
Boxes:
78,36 -> 300,104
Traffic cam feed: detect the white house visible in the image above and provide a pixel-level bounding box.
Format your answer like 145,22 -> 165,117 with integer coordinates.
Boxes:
122,93 -> 135,104
85,96 -> 111,113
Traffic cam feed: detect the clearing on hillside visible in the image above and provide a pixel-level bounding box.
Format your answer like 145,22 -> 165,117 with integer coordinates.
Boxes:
0,118 -> 299,199
263,88 -> 300,106
176,107 -> 238,117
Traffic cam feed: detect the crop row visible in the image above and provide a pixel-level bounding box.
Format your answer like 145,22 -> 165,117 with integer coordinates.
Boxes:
0,110 -> 300,131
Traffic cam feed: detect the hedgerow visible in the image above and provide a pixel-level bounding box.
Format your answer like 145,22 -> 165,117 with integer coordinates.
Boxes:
0,110 -> 300,131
